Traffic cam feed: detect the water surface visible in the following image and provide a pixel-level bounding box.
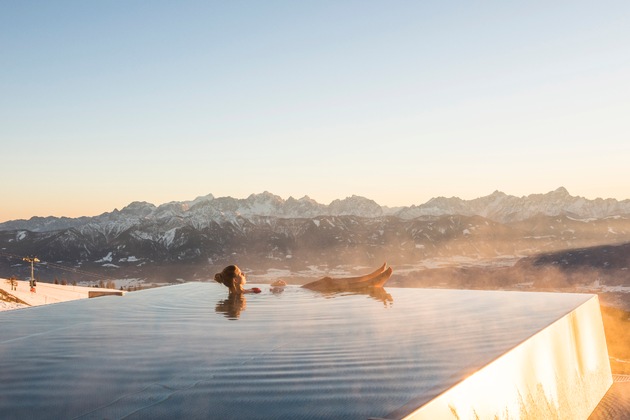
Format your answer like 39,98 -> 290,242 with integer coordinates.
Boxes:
0,283 -> 591,419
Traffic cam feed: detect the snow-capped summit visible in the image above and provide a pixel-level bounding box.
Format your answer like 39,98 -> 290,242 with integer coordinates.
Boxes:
120,201 -> 156,216
284,196 -> 326,218
241,191 -> 285,216
328,195 -> 383,217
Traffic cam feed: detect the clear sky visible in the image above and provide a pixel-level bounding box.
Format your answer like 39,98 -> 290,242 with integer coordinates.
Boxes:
2,1 -> 629,222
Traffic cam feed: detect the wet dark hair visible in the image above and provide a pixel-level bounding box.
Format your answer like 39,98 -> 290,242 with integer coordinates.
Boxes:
214,265 -> 240,293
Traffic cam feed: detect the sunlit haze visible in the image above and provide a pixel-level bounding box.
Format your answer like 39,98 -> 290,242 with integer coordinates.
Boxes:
2,1 -> 629,222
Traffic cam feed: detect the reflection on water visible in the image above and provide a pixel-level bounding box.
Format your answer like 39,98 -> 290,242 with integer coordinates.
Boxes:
270,285 -> 285,295
215,293 -> 247,319
316,286 -> 394,307
216,286 -> 393,320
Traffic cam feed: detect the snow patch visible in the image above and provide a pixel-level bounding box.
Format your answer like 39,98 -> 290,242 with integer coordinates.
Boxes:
0,300 -> 28,311
567,216 -> 597,223
78,278 -> 144,289
132,231 -> 152,241
580,282 -> 630,294
16,231 -> 26,241
162,228 -> 177,247
312,219 -> 320,227
95,252 -> 113,263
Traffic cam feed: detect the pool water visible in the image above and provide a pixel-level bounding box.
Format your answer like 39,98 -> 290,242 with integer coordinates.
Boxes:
0,283 -> 591,419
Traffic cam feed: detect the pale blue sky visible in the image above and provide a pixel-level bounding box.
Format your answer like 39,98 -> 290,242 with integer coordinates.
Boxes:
2,1 -> 629,221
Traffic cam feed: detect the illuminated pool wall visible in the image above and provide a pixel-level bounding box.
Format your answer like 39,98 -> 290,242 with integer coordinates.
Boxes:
388,295 -> 613,420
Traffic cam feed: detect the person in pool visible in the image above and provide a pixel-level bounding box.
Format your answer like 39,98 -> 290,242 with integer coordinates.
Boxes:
214,265 -> 261,295
214,263 -> 392,295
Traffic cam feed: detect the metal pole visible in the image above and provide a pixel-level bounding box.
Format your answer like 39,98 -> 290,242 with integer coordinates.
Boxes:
23,256 -> 40,282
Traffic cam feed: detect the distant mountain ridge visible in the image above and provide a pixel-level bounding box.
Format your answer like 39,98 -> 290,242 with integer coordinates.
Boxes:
2,187 -> 630,233
2,187 -> 630,285
396,187 -> 630,222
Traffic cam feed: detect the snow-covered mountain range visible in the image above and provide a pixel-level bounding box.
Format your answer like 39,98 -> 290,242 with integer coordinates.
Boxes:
395,187 -> 630,222
2,187 -> 630,233
1,187 -> 630,284
0,192 -> 384,233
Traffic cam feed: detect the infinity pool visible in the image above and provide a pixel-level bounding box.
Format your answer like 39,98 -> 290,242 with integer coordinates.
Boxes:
0,283 -> 593,419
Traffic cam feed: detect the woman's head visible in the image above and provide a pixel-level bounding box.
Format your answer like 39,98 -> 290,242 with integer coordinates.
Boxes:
214,265 -> 246,294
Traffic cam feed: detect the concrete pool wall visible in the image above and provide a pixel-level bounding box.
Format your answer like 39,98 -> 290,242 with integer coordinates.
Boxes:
387,294 -> 612,419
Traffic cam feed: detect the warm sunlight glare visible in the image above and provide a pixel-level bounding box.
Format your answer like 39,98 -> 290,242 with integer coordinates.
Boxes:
405,297 -> 612,419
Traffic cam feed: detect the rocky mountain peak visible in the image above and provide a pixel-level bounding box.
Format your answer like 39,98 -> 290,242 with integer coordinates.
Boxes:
122,201 -> 157,215
549,186 -> 570,197
328,195 -> 383,217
